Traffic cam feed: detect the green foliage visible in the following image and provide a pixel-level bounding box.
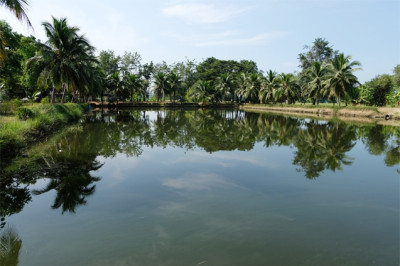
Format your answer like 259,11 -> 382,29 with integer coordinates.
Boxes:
0,103 -> 87,163
366,74 -> 393,106
0,21 -> 397,108
385,89 -> 400,106
392,64 -> 400,87
12,98 -> 22,108
0,102 -> 12,114
195,57 -> 258,89
154,71 -> 169,101
15,106 -> 34,120
0,99 -> 24,114
0,21 -> 23,99
27,17 -> 99,103
324,53 -> 361,106
298,38 -> 338,73
301,61 -> 329,105
275,73 -> 300,104
0,226 -> 22,264
259,70 -> 278,104
190,80 -> 215,103
0,0 -> 31,27
354,84 -> 374,105
40,97 -> 49,104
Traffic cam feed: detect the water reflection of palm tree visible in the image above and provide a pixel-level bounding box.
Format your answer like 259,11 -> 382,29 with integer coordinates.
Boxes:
32,159 -> 102,213
293,121 -> 326,178
0,226 -> 22,266
0,173 -> 32,230
293,121 -> 356,178
30,128 -> 104,213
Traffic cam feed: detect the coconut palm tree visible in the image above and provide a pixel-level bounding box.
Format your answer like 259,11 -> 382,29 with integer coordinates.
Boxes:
236,72 -> 248,103
167,71 -> 181,102
325,53 -> 361,106
0,0 -> 31,63
259,70 -> 278,103
275,73 -> 300,104
216,73 -> 233,102
28,17 -> 97,103
191,80 -> 213,104
302,61 -> 328,105
154,71 -> 169,101
0,0 -> 31,27
245,73 -> 263,103
126,73 -> 142,103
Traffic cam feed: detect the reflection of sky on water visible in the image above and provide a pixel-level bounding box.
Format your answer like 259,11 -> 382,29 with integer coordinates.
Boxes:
162,150 -> 281,168
163,172 -> 235,191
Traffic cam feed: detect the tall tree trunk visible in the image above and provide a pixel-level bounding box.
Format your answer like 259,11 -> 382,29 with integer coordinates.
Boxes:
51,88 -> 56,104
60,84 -> 67,103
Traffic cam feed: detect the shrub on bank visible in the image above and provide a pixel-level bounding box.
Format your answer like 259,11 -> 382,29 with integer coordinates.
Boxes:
0,103 -> 87,163
16,107 -> 36,120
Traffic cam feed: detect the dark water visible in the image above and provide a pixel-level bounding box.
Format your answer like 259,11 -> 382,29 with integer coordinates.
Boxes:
1,109 -> 399,266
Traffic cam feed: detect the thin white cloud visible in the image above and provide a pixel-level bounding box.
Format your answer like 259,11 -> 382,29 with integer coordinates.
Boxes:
195,32 -> 289,47
162,30 -> 289,48
162,3 -> 253,24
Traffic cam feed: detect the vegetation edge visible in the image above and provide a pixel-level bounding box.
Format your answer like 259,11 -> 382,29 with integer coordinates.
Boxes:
0,103 -> 88,165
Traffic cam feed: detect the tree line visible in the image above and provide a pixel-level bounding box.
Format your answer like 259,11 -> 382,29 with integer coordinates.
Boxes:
1,18 -> 399,106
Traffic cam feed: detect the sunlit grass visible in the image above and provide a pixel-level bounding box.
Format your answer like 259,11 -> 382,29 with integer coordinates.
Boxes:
0,103 -> 87,163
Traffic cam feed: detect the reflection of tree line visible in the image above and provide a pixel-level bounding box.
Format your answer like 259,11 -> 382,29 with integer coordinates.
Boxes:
1,110 -> 399,230
1,127 -> 104,230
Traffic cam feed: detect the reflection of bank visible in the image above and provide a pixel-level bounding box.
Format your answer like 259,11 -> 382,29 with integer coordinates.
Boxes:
0,226 -> 22,266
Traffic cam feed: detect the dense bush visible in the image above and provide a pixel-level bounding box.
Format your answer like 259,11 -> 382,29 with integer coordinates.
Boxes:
16,107 -> 35,120
41,97 -> 49,104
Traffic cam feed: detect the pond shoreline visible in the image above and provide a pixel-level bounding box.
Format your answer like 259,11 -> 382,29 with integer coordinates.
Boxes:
88,101 -> 400,126
2,103 -> 399,165
240,104 -> 400,126
88,101 -> 236,109
0,103 -> 88,166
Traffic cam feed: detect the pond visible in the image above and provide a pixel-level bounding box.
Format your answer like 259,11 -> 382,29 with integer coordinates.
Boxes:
1,109 -> 399,266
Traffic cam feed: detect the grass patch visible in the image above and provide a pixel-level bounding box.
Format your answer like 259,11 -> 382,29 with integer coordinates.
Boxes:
0,103 -> 87,164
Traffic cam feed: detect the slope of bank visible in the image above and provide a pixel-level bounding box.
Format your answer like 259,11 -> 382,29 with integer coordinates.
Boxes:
0,103 -> 88,166
240,104 -> 400,126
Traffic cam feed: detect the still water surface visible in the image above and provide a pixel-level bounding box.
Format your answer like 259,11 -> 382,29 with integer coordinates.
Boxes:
1,109 -> 399,265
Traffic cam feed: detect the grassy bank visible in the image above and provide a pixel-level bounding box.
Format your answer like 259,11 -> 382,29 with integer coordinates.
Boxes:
0,103 -> 87,164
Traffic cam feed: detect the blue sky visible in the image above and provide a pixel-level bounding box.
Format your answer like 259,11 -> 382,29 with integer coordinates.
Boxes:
1,0 -> 399,82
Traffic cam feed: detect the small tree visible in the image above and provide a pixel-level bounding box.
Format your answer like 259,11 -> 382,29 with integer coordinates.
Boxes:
366,74 -> 393,106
